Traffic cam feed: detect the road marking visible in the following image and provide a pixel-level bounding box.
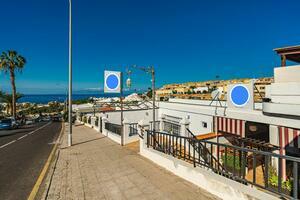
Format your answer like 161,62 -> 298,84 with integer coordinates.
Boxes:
0,140 -> 16,148
28,123 -> 64,200
0,122 -> 52,149
18,134 -> 28,140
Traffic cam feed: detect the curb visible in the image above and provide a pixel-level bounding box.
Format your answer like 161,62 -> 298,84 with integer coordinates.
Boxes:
27,122 -> 65,200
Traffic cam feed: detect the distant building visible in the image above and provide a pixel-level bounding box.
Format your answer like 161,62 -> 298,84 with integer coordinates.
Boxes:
156,77 -> 274,102
193,86 -> 208,93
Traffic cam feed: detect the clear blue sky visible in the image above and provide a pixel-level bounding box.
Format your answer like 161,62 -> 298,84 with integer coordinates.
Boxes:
0,0 -> 300,94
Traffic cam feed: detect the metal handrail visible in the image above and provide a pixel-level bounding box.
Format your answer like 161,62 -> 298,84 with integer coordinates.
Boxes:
186,128 -> 226,172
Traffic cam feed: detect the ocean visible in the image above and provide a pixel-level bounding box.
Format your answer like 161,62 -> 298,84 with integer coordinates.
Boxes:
18,93 -> 128,104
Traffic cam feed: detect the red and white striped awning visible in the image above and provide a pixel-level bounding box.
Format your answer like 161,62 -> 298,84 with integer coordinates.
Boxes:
278,126 -> 300,180
279,126 -> 300,150
216,116 -> 246,137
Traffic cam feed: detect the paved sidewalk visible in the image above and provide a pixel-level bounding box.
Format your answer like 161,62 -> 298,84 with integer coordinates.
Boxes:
44,124 -> 218,200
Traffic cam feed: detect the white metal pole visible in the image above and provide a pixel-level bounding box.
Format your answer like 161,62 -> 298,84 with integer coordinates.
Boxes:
120,72 -> 124,146
68,0 -> 72,147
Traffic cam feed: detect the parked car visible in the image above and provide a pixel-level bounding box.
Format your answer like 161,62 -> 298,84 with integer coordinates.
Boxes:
51,115 -> 61,122
42,116 -> 51,122
0,118 -> 18,130
25,119 -> 34,125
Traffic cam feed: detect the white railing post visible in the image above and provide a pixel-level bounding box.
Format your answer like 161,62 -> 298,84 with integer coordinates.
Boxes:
159,114 -> 165,132
102,116 -> 108,136
91,116 -> 96,128
138,120 -> 150,150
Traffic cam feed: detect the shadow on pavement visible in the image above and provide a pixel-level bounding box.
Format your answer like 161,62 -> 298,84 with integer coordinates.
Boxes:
61,136 -> 106,149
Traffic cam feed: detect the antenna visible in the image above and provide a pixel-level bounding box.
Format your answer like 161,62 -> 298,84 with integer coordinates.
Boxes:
209,88 -> 224,107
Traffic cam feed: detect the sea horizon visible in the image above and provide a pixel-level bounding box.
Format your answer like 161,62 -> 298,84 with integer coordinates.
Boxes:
17,92 -> 134,104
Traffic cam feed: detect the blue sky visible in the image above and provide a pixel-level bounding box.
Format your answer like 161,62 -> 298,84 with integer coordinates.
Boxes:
0,0 -> 300,94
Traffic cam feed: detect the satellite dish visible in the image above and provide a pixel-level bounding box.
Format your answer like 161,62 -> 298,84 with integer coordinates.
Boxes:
209,88 -> 224,107
211,89 -> 221,100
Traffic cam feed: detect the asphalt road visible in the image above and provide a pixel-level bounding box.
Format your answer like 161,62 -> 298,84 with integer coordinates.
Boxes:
0,121 -> 62,200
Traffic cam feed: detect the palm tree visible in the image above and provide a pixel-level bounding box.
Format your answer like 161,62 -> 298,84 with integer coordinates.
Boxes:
0,91 -> 4,115
0,92 -> 23,115
0,50 -> 26,118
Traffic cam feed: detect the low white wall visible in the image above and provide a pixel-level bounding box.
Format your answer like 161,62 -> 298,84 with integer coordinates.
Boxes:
102,129 -> 122,145
101,122 -> 140,145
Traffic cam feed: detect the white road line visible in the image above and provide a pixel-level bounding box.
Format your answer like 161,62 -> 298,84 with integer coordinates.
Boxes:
0,140 -> 16,149
0,122 -> 52,149
17,134 -> 28,140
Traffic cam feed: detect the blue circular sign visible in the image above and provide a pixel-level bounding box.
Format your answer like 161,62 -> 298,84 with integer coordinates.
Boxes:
230,85 -> 250,107
106,74 -> 119,90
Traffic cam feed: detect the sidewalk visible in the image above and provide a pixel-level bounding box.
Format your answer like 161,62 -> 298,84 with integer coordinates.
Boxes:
43,124 -> 218,200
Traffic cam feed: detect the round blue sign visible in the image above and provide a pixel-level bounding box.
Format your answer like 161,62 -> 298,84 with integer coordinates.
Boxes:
106,74 -> 119,90
230,85 -> 250,107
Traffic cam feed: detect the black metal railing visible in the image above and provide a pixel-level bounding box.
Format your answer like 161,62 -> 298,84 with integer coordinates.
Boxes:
95,117 -> 99,127
146,130 -> 300,199
150,121 -> 160,131
105,122 -> 122,136
129,123 -> 138,136
186,128 -> 226,173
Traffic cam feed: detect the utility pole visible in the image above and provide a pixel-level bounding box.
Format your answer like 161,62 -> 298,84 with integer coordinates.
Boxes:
120,72 -> 124,146
151,66 -> 156,148
68,0 -> 72,147
151,66 -> 156,131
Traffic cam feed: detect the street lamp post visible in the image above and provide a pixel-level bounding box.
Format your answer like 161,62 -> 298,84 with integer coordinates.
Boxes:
68,0 -> 72,147
126,65 -> 156,134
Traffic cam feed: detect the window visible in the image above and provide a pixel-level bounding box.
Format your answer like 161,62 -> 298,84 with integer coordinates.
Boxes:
163,121 -> 180,135
202,122 -> 207,128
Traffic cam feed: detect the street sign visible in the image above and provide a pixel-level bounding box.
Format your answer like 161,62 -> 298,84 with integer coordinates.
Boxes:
104,71 -> 122,93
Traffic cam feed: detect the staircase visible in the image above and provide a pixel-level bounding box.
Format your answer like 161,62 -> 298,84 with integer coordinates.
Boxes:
186,128 -> 226,172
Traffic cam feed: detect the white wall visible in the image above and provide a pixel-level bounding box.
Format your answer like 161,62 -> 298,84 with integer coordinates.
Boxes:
274,65 -> 300,83
98,109 -> 156,125
167,98 -> 263,110
159,100 -> 300,130
159,107 -> 213,135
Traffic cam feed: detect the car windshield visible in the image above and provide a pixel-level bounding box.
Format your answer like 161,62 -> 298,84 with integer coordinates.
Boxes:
0,119 -> 11,123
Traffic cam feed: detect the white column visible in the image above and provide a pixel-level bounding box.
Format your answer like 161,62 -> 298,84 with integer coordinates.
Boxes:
102,116 -> 108,136
270,125 -> 280,173
180,118 -> 190,137
138,119 -> 150,149
91,116 -> 96,128
159,114 -> 165,132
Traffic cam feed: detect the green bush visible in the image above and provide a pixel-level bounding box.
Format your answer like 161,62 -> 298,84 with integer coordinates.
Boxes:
268,166 -> 292,191
72,98 -> 92,105
221,154 -> 241,170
